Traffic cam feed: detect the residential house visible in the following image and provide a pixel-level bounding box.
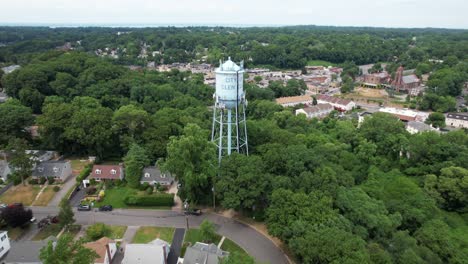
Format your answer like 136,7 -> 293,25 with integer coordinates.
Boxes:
32,160 -> 72,182
0,92 -> 8,103
357,112 -> 373,127
1,237 -> 56,264
0,161 -> 12,182
26,150 -> 57,163
182,242 -> 229,264
84,237 -> 117,264
140,166 -> 174,186
275,95 -> 313,107
406,121 -> 436,134
316,94 -> 355,111
446,112 -> 468,128
122,239 -> 170,264
0,231 -> 11,259
90,165 -> 124,181
295,104 -> 334,119
379,107 -> 429,122
1,65 -> 21,74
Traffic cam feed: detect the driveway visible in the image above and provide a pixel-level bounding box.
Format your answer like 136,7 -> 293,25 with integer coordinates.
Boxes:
48,175 -> 78,206
167,228 -> 185,264
30,207 -> 288,264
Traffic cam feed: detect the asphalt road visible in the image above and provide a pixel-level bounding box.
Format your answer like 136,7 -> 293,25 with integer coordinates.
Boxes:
30,207 -> 288,264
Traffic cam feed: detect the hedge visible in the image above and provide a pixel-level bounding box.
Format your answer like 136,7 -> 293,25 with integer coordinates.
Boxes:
124,193 -> 174,207
76,164 -> 92,182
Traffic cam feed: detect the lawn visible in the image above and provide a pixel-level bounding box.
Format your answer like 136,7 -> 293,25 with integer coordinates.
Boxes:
32,186 -> 56,206
307,60 -> 334,67
132,226 -> 174,243
94,186 -> 137,208
94,186 -> 171,209
63,224 -> 81,239
181,228 -> 222,257
70,158 -> 90,173
32,224 -> 62,241
109,225 -> 127,239
220,237 -> 250,260
0,185 -> 41,206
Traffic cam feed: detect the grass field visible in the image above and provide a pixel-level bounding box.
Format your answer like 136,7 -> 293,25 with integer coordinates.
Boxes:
33,224 -> 62,241
132,226 -> 174,243
69,158 -> 90,172
32,186 -> 56,206
0,185 -> 41,206
307,60 -> 334,67
109,225 -> 127,239
63,224 -> 81,239
220,238 -> 250,260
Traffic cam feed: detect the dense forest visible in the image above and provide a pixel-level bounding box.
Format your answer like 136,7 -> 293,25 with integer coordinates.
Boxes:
0,27 -> 467,263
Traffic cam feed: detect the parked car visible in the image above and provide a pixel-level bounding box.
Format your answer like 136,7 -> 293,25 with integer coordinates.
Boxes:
30,217 -> 36,223
8,203 -> 23,208
0,204 -> 7,209
185,208 -> 202,216
77,204 -> 91,211
99,205 -> 113,211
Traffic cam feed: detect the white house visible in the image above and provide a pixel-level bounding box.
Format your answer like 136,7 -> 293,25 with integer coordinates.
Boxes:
275,95 -> 313,107
446,112 -> 468,128
122,239 -> 170,264
316,95 -> 355,111
406,121 -> 437,134
0,161 -> 12,182
295,104 -> 334,119
0,231 -> 11,259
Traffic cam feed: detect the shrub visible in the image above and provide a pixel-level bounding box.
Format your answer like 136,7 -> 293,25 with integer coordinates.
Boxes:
89,179 -> 96,186
39,177 -> 47,185
86,186 -> 97,195
146,187 -> 153,195
29,178 -> 39,185
86,223 -> 111,241
139,182 -> 150,191
200,219 -> 216,242
124,193 -> 174,207
0,179 -> 4,185
47,177 -> 55,184
53,186 -> 60,192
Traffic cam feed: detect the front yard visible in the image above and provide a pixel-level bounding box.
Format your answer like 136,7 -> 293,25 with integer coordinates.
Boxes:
109,225 -> 127,239
132,226 -> 175,243
0,185 -> 41,206
32,186 -> 57,206
92,186 -> 172,209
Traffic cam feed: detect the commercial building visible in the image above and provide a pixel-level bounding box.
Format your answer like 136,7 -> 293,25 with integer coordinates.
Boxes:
275,95 -> 313,107
295,104 -> 334,119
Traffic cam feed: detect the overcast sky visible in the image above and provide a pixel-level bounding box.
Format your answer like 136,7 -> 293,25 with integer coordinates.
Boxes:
1,0 -> 467,29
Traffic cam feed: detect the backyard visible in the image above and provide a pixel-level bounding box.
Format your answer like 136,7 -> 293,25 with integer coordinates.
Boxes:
132,226 -> 175,243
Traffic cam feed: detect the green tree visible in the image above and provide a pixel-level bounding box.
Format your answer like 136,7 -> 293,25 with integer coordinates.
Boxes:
199,219 -> 216,242
123,144 -> 150,188
425,167 -> 468,212
162,124 -> 216,203
425,112 -> 445,128
289,226 -> 371,264
112,104 -> 151,151
40,234 -> 97,264
0,99 -> 34,145
58,198 -> 75,228
6,138 -> 35,185
86,223 -> 111,241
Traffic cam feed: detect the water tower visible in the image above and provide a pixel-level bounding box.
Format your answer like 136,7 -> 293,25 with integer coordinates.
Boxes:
211,57 -> 248,163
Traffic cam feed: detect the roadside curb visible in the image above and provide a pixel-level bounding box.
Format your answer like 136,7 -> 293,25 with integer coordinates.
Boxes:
211,212 -> 294,264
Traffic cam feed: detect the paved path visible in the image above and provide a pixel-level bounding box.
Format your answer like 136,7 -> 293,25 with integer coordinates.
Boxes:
30,207 -> 288,264
122,226 -> 139,245
48,175 -> 77,206
167,228 -> 185,264
31,185 -> 48,206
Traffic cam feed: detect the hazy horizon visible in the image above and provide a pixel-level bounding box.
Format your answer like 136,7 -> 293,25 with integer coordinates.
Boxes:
1,0 -> 467,29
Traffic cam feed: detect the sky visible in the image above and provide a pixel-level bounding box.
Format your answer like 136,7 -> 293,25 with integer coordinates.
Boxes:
0,0 -> 467,29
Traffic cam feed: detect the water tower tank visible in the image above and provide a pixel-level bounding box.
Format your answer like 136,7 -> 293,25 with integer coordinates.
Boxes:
215,57 -> 244,109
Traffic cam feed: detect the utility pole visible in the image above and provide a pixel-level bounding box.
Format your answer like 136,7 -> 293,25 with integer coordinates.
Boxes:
183,200 -> 189,230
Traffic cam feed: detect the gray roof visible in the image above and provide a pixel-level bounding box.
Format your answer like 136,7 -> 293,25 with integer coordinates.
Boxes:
121,239 -> 170,264
183,243 -> 229,264
140,166 -> 174,184
2,237 -> 56,263
402,74 -> 419,84
32,161 -> 70,178
447,112 -> 468,121
406,121 -> 434,132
